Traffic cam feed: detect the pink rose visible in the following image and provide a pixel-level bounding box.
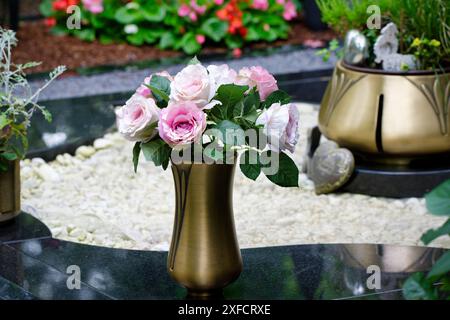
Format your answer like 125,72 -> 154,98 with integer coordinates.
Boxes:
236,66 -> 278,100
256,103 -> 299,153
136,71 -> 173,98
178,4 -> 190,17
170,64 -> 217,109
158,102 -> 207,147
82,0 -> 103,14
252,0 -> 269,10
115,94 -> 160,142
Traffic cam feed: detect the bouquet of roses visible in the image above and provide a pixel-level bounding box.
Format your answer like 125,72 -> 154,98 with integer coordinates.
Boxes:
115,58 -> 300,187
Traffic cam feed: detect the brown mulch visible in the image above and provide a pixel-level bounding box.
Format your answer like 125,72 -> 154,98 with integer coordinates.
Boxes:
12,20 -> 336,76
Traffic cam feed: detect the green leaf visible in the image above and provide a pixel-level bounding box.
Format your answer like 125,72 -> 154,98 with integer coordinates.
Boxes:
201,17 -> 228,42
0,114 -> 9,130
188,56 -> 201,65
39,0 -> 53,17
42,109 -> 52,122
181,33 -> 201,55
240,150 -> 261,181
427,251 -> 450,279
147,75 -> 171,107
159,32 -> 175,49
99,34 -> 115,45
76,29 -> 96,42
213,84 -> 249,120
262,151 -> 299,187
1,152 -> 18,161
142,3 -> 166,22
421,219 -> 450,245
426,180 -> 450,216
141,139 -> 171,169
115,6 -> 144,24
403,273 -> 438,300
132,142 -> 141,173
126,31 -> 145,46
214,120 -> 245,146
262,90 -> 291,107
203,143 -> 224,162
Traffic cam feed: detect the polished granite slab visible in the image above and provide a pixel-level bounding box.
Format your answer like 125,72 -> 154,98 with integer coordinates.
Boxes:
0,212 -> 51,244
0,213 -> 445,300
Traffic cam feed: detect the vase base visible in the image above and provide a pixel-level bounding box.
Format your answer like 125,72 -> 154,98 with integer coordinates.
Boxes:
186,289 -> 224,300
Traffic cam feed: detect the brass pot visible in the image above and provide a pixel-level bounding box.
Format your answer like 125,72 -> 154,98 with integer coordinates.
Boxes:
0,160 -> 21,223
168,161 -> 242,296
319,61 -> 450,164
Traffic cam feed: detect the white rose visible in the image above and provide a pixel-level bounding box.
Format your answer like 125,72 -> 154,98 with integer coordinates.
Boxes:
115,94 -> 159,142
256,103 -> 300,153
170,64 -> 218,109
207,64 -> 238,89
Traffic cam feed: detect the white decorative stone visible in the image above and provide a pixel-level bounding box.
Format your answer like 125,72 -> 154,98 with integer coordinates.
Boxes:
75,146 -> 96,158
343,30 -> 370,65
42,132 -> 68,148
93,138 -> 114,150
382,53 -> 417,72
36,164 -> 61,182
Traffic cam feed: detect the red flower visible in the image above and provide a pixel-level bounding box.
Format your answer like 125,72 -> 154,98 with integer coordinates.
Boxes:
52,0 -> 80,12
44,17 -> 57,27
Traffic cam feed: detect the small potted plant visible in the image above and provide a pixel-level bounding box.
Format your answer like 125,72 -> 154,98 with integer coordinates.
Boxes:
316,0 -> 450,164
115,57 -> 300,295
0,28 -> 65,223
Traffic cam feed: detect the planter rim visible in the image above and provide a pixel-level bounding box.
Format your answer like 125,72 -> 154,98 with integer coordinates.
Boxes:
341,60 -> 450,76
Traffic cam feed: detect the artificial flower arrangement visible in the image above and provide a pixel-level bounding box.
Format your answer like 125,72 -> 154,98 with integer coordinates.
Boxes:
40,0 -> 300,55
115,57 -> 300,187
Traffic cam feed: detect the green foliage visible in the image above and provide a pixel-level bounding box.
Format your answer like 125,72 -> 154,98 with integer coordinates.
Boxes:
0,28 -> 65,172
316,39 -> 342,62
141,138 -> 171,170
147,75 -> 171,107
403,179 -> 450,300
40,0 -> 299,54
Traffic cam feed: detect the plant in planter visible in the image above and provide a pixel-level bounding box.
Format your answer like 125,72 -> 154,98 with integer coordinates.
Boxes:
0,28 -> 65,222
115,57 -> 300,294
40,0 -> 301,55
403,180 -> 450,300
315,0 -> 450,164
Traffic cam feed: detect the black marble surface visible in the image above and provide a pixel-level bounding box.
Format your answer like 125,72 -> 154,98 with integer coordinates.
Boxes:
0,213 -> 446,300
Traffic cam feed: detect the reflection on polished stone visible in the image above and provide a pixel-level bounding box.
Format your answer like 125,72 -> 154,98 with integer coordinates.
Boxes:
0,212 -> 51,244
0,238 -> 444,300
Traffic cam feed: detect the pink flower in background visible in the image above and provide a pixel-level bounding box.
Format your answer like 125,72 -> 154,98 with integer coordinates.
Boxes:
304,39 -> 325,48
196,34 -> 206,44
178,1 -> 206,22
283,0 -> 298,21
232,48 -> 242,58
252,0 -> 269,11
115,94 -> 160,142
136,71 -> 173,98
82,0 -> 103,14
256,103 -> 300,153
236,66 -> 278,100
178,4 -> 191,17
158,102 -> 207,147
214,0 -> 224,4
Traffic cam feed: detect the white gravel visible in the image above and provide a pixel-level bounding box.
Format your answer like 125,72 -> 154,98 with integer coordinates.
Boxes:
21,103 -> 450,250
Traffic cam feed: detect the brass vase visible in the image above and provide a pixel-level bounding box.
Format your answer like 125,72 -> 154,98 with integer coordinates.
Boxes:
168,162 -> 242,296
319,61 -> 450,164
0,160 -> 21,223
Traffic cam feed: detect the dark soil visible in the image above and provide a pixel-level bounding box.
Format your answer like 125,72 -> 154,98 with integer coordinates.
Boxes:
13,19 -> 336,76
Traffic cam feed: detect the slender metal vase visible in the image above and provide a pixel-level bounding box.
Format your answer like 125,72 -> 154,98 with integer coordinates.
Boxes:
168,162 -> 242,296
0,160 -> 21,223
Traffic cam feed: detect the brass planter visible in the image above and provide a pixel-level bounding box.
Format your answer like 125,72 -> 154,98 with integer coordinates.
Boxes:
319,61 -> 450,164
0,160 -> 21,223
168,162 -> 242,296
